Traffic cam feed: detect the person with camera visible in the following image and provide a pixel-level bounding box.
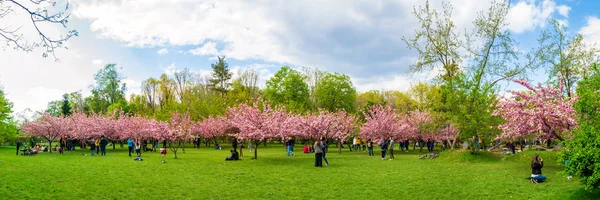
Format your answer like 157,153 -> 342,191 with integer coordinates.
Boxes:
531,154 -> 546,183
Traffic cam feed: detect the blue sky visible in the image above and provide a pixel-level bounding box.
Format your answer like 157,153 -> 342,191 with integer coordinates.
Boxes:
1,0 -> 600,117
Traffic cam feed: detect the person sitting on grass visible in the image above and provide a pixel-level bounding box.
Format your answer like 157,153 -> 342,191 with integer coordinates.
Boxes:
225,150 -> 239,161
429,151 -> 438,159
303,145 -> 309,154
530,154 -> 546,183
215,143 -> 222,150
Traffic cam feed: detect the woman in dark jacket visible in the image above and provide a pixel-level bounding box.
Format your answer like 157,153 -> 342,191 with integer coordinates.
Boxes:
531,154 -> 546,183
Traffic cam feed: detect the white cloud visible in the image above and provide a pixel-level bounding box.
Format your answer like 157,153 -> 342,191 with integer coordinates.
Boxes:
92,59 -> 103,65
506,0 -> 570,34
579,16 -> 600,46
0,47 -> 103,113
123,79 -> 141,99
557,5 -> 570,18
188,42 -> 220,56
163,63 -> 177,75
72,0 -> 492,74
157,48 -> 169,55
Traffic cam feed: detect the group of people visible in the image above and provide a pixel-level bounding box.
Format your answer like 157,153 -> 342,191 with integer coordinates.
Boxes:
85,136 -> 109,156
125,138 -> 159,157
313,138 -> 330,167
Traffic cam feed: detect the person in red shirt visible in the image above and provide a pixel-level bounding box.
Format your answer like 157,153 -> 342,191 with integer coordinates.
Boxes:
160,148 -> 167,163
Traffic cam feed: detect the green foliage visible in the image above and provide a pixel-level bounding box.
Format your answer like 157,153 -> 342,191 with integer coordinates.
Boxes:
86,64 -> 127,113
383,90 -> 417,114
535,19 -> 599,97
45,100 -> 62,116
315,72 -> 357,113
447,74 -> 502,153
263,66 -> 310,113
562,67 -> 600,190
209,56 -> 233,96
61,93 -> 72,116
0,87 -> 17,144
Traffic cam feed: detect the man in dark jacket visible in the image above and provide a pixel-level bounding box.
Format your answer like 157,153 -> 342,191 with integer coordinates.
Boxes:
89,140 -> 96,156
100,136 -> 108,156
231,136 -> 238,151
16,139 -> 22,155
380,140 -> 389,160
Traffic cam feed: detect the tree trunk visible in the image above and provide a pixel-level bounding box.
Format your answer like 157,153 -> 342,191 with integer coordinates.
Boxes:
48,141 -> 53,153
182,140 -> 186,153
81,141 -> 86,156
338,142 -> 342,154
253,142 -> 259,159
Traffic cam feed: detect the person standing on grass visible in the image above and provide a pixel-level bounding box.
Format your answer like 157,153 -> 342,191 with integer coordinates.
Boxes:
380,139 -> 389,160
135,141 -> 142,157
16,139 -> 22,155
127,138 -> 134,157
389,138 -> 395,160
160,147 -> 167,163
286,137 -> 295,157
89,139 -> 96,156
95,138 -> 100,154
367,139 -> 374,156
100,136 -> 108,156
314,140 -> 324,167
321,138 -> 329,166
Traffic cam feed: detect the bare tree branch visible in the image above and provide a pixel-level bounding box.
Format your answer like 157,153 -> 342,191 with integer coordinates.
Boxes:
2,0 -> 78,61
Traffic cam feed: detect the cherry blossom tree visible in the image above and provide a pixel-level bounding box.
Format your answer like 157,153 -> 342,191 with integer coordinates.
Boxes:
360,105 -> 403,142
193,115 -> 229,145
166,112 -> 193,158
438,124 -> 459,149
226,102 -> 288,159
494,79 -> 578,141
329,110 -> 357,153
406,110 -> 434,151
22,113 -> 71,153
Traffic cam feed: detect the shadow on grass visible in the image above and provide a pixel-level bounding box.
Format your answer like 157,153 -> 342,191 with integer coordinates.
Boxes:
569,188 -> 600,200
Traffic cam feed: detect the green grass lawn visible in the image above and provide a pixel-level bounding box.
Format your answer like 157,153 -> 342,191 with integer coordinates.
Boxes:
0,144 -> 598,199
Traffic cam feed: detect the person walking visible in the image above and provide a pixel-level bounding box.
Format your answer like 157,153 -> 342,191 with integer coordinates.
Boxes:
286,137 -> 295,157
389,138 -> 395,160
16,139 -> 22,155
367,139 -> 374,156
314,140 -> 324,167
100,136 -> 108,156
89,139 -> 96,156
380,139 -> 389,160
127,138 -> 134,157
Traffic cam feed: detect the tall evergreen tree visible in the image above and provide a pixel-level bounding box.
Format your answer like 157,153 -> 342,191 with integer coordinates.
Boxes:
61,93 -> 72,116
209,56 -> 233,97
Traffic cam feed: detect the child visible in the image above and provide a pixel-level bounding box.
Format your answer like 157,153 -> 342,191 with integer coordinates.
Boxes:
135,142 -> 141,156
303,145 -> 309,154
160,147 -> 167,163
